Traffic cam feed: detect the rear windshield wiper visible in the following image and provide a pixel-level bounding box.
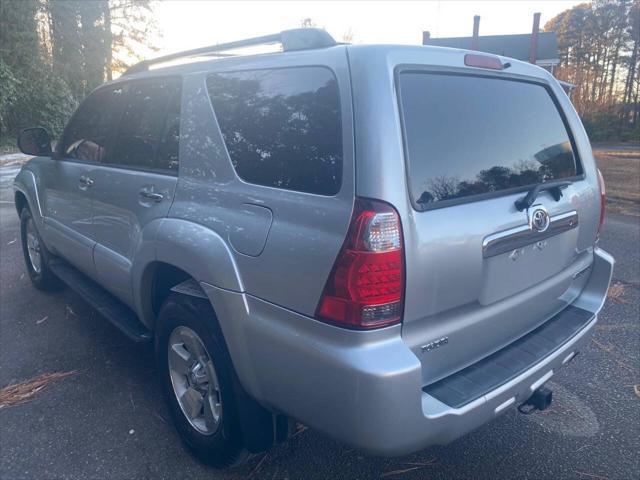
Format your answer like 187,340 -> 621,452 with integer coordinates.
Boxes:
515,180 -> 572,211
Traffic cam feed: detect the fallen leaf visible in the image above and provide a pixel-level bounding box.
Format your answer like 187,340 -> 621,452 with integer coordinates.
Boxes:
153,411 -> 167,424
247,453 -> 268,479
403,457 -> 438,466
591,338 -> 613,352
606,282 -> 626,303
574,444 -> 592,453
575,471 -> 609,480
591,339 -> 634,371
0,371 -> 77,408
381,466 -> 420,477
292,422 -> 308,437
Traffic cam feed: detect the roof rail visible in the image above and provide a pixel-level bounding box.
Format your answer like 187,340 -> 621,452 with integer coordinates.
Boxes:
124,28 -> 337,76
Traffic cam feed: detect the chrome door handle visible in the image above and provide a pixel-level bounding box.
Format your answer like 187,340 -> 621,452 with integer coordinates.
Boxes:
79,176 -> 94,187
139,190 -> 164,202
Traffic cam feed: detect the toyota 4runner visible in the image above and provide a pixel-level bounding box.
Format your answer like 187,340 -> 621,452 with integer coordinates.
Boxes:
14,28 -> 614,467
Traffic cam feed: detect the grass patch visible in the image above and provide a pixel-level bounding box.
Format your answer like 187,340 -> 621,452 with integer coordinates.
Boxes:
594,153 -> 640,203
594,146 -> 640,216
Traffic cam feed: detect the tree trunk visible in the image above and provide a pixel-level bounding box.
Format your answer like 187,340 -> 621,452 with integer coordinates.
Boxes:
608,42 -> 621,104
104,3 -> 113,81
48,0 -> 83,99
78,1 -> 108,95
624,39 -> 638,106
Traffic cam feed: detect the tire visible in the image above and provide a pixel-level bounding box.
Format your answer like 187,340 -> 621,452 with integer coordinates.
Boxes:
19,207 -> 61,291
155,293 -> 249,467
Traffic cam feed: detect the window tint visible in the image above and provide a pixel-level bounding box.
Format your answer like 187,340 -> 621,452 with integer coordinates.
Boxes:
207,67 -> 342,195
110,78 -> 181,173
398,73 -> 580,209
62,86 -> 123,162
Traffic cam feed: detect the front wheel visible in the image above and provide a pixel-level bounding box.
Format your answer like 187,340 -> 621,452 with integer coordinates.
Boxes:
155,293 -> 249,467
19,208 -> 61,291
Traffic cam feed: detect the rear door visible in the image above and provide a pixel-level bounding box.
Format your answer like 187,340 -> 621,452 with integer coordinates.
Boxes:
89,77 -> 181,305
396,70 -> 593,384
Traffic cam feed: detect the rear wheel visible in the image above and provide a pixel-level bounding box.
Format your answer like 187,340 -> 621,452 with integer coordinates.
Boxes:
168,325 -> 223,436
156,293 -> 249,467
20,208 -> 61,291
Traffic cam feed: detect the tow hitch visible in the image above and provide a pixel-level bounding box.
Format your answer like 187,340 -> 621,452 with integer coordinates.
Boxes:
518,386 -> 553,414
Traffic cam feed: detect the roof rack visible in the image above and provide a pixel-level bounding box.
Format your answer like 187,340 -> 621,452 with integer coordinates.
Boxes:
124,28 -> 337,76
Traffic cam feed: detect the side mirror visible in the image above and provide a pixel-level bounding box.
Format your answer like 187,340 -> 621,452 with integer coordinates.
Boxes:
17,127 -> 53,156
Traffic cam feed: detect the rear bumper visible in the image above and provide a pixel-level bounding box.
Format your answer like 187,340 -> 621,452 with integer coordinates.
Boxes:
202,247 -> 613,456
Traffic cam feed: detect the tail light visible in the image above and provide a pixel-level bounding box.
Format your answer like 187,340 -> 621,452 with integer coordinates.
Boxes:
316,197 -> 404,329
596,168 -> 606,239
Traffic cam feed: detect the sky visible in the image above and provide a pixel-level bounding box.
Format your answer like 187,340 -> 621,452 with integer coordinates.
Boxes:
156,0 -> 583,56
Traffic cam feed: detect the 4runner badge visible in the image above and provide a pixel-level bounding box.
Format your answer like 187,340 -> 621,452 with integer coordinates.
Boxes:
421,337 -> 449,353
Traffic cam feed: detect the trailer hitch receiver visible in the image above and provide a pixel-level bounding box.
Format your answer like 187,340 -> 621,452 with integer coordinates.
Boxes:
518,386 -> 553,414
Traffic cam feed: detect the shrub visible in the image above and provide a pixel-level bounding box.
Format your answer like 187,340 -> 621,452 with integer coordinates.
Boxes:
5,67 -> 77,139
0,58 -> 21,135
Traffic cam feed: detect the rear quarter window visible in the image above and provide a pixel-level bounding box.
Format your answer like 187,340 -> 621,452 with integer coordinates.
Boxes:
206,67 -> 342,195
397,72 -> 580,210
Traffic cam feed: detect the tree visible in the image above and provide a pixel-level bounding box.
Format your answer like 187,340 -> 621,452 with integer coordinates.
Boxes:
107,0 -> 159,79
0,0 -> 159,140
0,0 -> 40,71
47,0 -> 158,94
545,0 -> 640,140
301,18 -> 317,28
622,0 -> 640,124
49,0 -> 85,98
0,0 -> 41,134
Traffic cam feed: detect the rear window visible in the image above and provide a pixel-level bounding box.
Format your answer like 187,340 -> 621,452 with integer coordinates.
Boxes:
398,72 -> 580,209
206,67 -> 342,195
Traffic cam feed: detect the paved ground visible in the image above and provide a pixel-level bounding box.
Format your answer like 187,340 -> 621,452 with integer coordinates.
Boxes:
0,160 -> 638,480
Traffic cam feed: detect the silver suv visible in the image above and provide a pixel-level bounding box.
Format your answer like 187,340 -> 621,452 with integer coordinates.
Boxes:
14,29 -> 614,467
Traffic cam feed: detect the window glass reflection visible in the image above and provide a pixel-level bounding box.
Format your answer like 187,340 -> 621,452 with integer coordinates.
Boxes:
399,73 -> 579,208
207,67 -> 342,195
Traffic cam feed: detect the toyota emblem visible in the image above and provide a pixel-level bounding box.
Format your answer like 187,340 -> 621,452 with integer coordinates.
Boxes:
530,207 -> 550,233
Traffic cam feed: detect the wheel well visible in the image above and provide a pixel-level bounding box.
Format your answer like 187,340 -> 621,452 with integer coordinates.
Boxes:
145,262 -> 278,453
15,191 -> 27,215
149,263 -> 192,319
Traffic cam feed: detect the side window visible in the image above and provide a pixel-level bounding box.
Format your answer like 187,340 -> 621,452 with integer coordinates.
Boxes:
206,67 -> 342,196
109,78 -> 181,173
61,86 -> 123,162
